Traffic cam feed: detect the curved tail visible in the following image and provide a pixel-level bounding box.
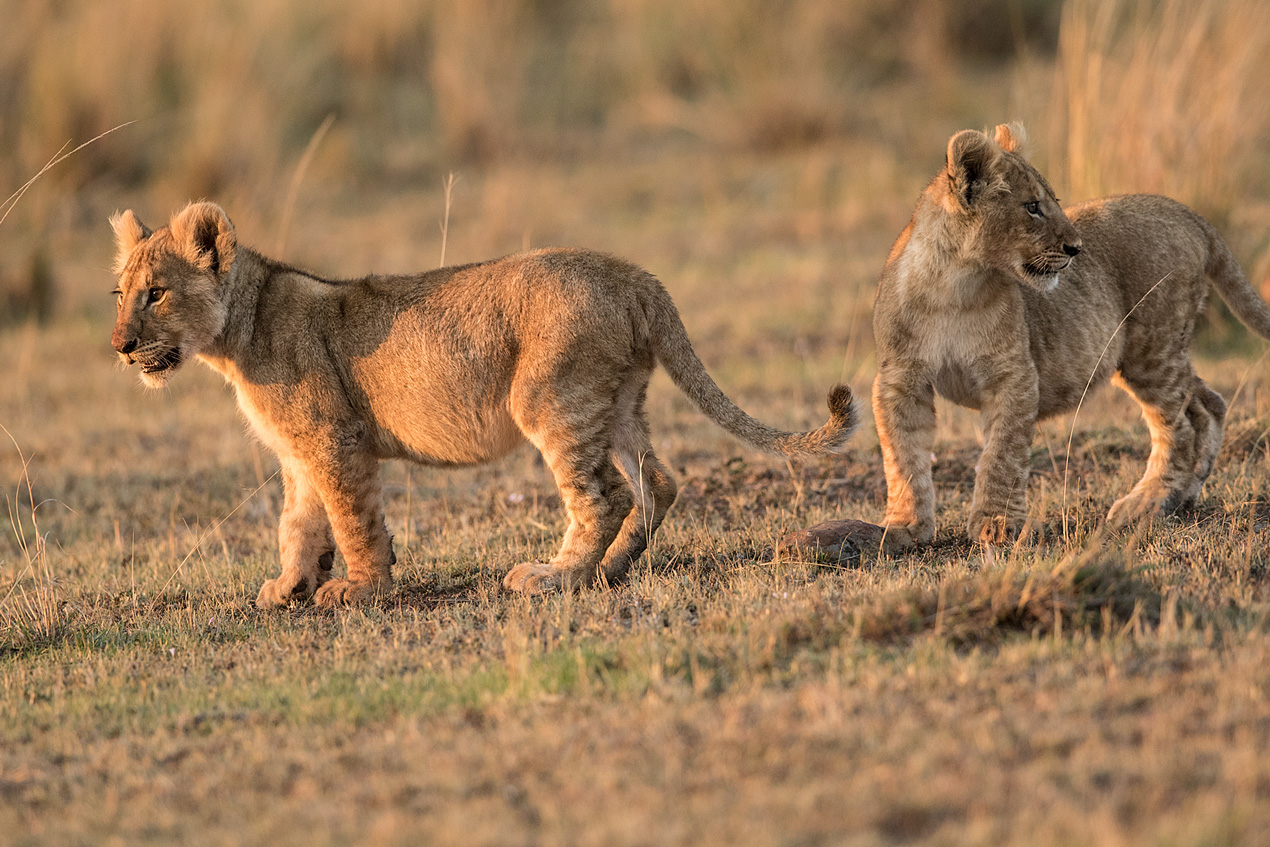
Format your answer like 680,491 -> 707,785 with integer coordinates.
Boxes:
644,284 -> 859,458
1207,225 -> 1270,340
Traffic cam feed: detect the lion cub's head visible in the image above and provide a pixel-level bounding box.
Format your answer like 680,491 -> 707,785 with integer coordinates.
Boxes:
939,123 -> 1082,292
110,202 -> 236,387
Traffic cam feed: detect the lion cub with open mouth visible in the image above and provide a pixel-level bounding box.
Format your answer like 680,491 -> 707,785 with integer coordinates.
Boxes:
110,201 -> 857,607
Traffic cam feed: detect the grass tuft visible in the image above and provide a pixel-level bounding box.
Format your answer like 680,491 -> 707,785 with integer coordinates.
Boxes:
851,548 -> 1164,647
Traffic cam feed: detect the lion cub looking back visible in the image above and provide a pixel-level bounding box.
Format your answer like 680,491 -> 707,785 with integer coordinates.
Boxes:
868,124 -> 1270,548
793,123 -> 1270,558
110,202 -> 857,607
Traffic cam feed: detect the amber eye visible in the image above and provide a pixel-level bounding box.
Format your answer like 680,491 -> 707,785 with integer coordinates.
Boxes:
112,288 -> 123,307
1023,200 -> 1042,217
148,287 -> 167,305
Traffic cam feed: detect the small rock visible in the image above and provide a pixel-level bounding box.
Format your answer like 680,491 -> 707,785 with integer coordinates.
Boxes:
778,519 -> 887,568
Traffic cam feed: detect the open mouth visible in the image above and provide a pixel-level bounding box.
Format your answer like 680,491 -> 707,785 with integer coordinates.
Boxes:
139,347 -> 183,374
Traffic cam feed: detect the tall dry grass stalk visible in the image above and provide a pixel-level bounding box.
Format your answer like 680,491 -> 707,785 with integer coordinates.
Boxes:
275,114 -> 336,256
438,172 -> 458,267
0,122 -> 134,228
1053,0 -> 1270,221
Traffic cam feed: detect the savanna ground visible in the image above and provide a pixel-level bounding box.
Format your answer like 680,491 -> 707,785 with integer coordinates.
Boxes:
4,1 -> 1270,844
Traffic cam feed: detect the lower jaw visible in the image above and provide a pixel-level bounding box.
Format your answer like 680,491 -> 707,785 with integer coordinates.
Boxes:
139,367 -> 176,387
1022,271 -> 1060,292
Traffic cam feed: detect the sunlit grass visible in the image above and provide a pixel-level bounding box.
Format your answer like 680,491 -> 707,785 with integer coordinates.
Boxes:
2,0 -> 1270,844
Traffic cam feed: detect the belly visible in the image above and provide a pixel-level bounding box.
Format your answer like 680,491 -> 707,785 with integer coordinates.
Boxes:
932,360 -> 985,410
353,334 -> 524,466
363,382 -> 525,466
1028,319 -> 1124,419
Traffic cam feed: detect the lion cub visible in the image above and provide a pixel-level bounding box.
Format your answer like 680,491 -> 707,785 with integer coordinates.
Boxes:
110,202 -> 857,606
795,124 -> 1270,556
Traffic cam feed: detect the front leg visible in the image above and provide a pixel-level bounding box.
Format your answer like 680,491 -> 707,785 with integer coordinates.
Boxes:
302,446 -> 395,608
874,367 -> 936,551
968,371 -> 1038,545
255,461 -> 336,609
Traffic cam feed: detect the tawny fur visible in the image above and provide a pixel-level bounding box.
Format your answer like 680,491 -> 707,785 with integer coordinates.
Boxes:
869,123 -> 1270,550
110,202 -> 859,607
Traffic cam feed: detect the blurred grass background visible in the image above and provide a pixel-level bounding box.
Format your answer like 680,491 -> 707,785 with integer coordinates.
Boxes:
4,0 -> 1269,326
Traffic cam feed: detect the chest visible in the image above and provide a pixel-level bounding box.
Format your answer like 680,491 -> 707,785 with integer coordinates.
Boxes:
232,385 -> 296,458
916,303 -> 1028,403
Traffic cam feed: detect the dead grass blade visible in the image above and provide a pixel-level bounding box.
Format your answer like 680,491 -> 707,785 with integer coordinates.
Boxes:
1060,272 -> 1172,536
156,469 -> 280,598
438,172 -> 459,268
275,113 -> 336,256
0,121 -> 135,227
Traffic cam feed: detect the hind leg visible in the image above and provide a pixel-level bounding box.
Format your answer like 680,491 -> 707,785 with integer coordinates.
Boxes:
1107,364 -> 1200,525
1176,379 -> 1227,510
598,381 -> 677,583
504,449 -> 630,593
503,394 -> 631,594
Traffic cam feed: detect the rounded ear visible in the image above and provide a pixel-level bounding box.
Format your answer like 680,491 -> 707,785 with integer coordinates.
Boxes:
946,129 -> 998,209
169,201 -> 236,276
109,210 -> 152,272
992,122 -> 1027,154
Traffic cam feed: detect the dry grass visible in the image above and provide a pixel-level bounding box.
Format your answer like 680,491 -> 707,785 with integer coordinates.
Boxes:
0,432 -> 68,652
1052,0 -> 1270,227
3,1 -> 1270,845
847,550 -> 1166,647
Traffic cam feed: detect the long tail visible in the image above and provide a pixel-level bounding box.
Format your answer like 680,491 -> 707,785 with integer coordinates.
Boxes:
1206,223 -> 1270,340
643,283 -> 859,458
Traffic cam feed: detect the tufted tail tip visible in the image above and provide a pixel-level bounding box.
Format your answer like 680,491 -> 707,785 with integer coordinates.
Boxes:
825,383 -> 861,450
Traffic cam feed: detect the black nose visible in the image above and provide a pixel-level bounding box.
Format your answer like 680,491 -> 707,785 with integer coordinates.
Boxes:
115,337 -> 138,355
1063,242 -> 1082,257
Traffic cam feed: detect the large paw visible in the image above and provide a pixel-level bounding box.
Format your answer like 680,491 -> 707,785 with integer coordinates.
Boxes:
1106,489 -> 1170,528
876,523 -> 932,554
503,562 -> 567,594
256,572 -> 319,609
968,512 -> 1020,546
313,578 -> 385,608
